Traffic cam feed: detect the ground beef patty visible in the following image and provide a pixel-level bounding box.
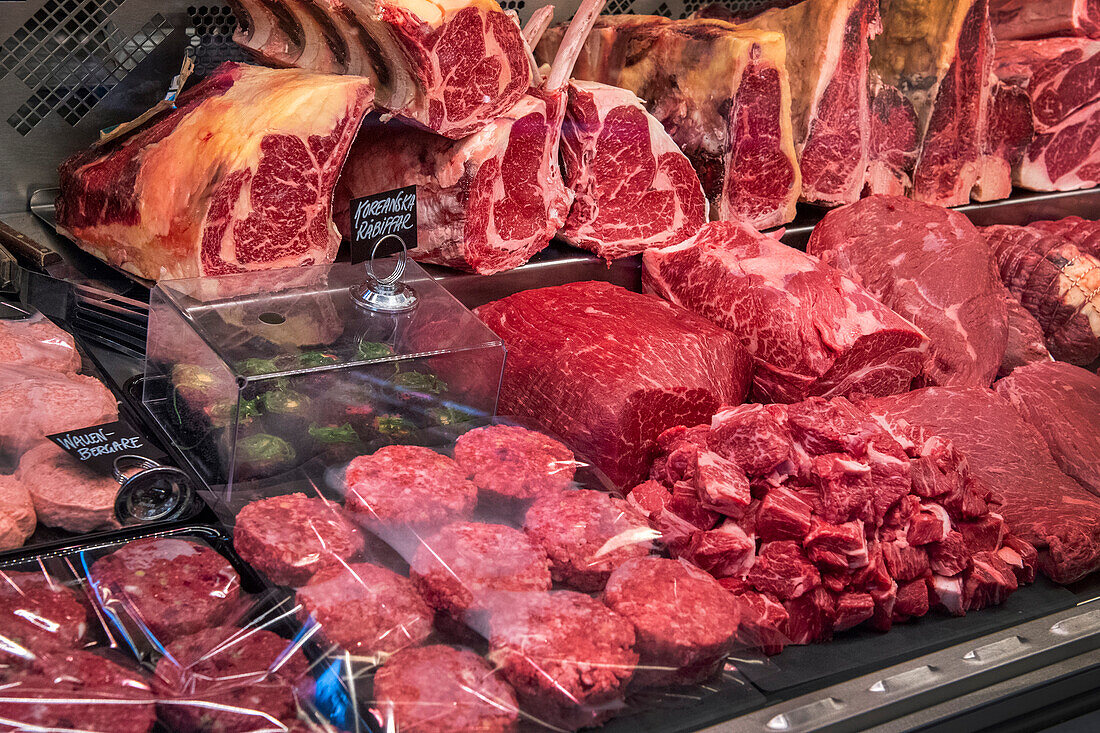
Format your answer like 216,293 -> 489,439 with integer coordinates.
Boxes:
0,473 -> 35,550
0,313 -> 81,373
297,562 -> 433,660
374,645 -> 519,733
524,490 -> 655,591
234,493 -> 365,587
344,446 -> 477,528
90,537 -> 242,643
410,522 -> 551,625
0,367 -> 117,456
604,557 -> 740,687
0,649 -> 155,732
453,425 -> 577,501
0,571 -> 88,654
15,442 -> 119,533
154,625 -> 312,732
488,590 -> 637,730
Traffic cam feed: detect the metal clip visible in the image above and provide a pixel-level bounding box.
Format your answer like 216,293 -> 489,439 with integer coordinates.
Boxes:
112,454 -> 198,523
350,234 -> 419,313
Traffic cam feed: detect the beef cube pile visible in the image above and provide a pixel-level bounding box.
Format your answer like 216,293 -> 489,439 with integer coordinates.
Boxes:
631,396 -> 1034,655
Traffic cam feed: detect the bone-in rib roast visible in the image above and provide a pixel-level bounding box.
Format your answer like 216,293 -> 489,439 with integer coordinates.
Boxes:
228,0 -> 534,138
55,63 -> 374,281
535,16 -> 801,230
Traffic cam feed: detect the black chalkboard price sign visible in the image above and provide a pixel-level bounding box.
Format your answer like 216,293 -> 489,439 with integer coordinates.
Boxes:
350,185 -> 417,263
47,419 -> 166,476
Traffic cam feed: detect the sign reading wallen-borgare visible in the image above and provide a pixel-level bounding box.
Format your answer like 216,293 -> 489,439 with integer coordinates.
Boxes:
47,419 -> 166,476
350,185 -> 417,263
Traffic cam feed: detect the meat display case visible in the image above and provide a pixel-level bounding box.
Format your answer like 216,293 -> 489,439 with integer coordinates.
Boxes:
2,0 -> 1100,731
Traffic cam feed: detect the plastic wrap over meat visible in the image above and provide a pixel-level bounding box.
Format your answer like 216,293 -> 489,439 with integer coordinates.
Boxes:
204,418 -> 763,730
0,310 -> 81,373
0,528 -> 350,732
635,396 -> 1030,655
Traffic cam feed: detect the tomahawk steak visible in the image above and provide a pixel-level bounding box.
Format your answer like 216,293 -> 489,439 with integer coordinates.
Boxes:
807,195 -> 1008,388
980,224 -> 1100,364
994,38 -> 1100,192
732,0 -> 882,206
230,0 -> 533,139
56,63 -> 374,281
861,387 -> 1100,584
642,220 -> 929,403
871,0 -> 996,206
558,81 -> 708,260
535,16 -> 801,230
334,0 -> 604,274
989,0 -> 1100,41
475,281 -> 753,488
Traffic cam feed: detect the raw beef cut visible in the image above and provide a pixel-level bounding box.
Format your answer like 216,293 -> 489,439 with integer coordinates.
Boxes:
995,361 -> 1100,497
973,81 -> 1034,201
1030,216 -> 1100,256
871,0 -> 996,206
334,0 -> 604,274
979,224 -> 1100,364
55,63 -> 374,281
474,281 -> 753,488
535,17 -> 801,229
989,0 -> 1100,40
230,0 -> 533,139
994,38 -> 1100,192
558,81 -> 708,260
642,395 -> 1025,653
642,220 -> 929,402
999,292 -> 1053,377
807,195 -> 1008,388
865,77 -> 920,196
861,387 -> 1100,583
733,0 -> 882,206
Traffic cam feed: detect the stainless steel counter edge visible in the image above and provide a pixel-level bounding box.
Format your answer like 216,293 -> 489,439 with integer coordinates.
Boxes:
708,601 -> 1100,732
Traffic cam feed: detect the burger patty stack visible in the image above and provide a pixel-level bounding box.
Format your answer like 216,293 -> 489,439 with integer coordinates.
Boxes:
633,396 -> 1034,654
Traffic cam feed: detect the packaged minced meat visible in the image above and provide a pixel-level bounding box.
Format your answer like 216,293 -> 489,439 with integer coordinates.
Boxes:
0,310 -> 81,373
410,522 -> 552,626
153,625 -> 314,732
486,590 -> 638,730
0,569 -> 88,654
89,536 -> 244,642
524,489 -> 657,591
0,365 -> 117,457
234,492 -> 365,587
14,442 -> 121,534
297,562 -> 434,661
639,395 -> 1030,654
453,424 -> 578,503
603,557 -> 740,687
373,645 -> 520,733
343,445 -> 477,530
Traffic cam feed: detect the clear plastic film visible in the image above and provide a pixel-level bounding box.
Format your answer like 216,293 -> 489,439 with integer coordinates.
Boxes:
206,417 -> 767,732
0,527 -> 355,732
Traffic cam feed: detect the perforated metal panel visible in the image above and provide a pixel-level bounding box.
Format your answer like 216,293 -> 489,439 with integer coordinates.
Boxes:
0,0 -> 775,214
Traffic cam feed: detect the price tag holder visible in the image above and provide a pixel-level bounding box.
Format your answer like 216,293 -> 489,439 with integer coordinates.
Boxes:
350,185 -> 417,264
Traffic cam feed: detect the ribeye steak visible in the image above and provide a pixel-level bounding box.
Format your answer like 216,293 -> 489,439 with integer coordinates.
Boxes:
55,63 -> 374,281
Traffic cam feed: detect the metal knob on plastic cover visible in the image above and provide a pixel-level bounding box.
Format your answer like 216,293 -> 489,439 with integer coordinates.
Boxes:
350,234 -> 419,313
112,454 -> 198,523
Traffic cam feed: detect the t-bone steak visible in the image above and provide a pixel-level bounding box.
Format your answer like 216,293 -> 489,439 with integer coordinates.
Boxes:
871,0 -> 996,206
733,0 -> 882,206
989,0 -> 1100,41
536,16 -> 800,230
334,0 -> 605,274
995,361 -> 1100,497
807,195 -> 1008,388
994,38 -> 1100,192
55,62 -> 374,280
558,80 -> 708,261
861,387 -> 1100,584
643,220 -> 929,403
229,0 -> 533,139
474,281 -> 753,488
979,223 -> 1100,365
